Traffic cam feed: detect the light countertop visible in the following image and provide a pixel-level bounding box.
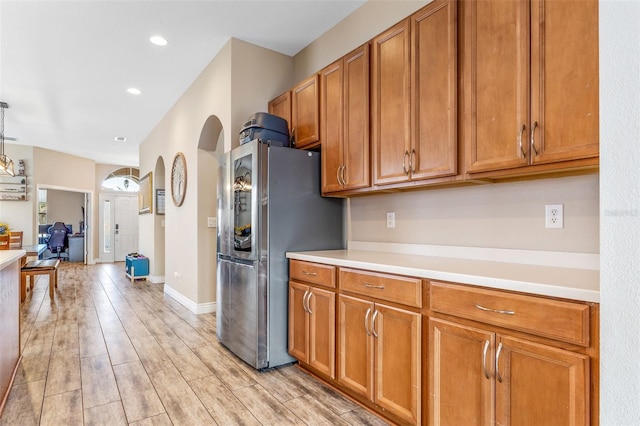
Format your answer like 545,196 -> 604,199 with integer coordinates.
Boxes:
286,249 -> 600,303
0,250 -> 26,270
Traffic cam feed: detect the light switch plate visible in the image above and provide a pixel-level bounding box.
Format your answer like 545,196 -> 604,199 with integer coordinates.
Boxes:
207,217 -> 217,228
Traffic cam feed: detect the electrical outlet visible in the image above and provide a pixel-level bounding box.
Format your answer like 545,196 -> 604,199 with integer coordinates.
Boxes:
207,217 -> 217,228
386,211 -> 396,229
545,204 -> 564,229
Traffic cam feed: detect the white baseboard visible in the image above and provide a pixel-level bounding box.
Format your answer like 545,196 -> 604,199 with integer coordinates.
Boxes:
163,284 -> 216,315
147,275 -> 165,284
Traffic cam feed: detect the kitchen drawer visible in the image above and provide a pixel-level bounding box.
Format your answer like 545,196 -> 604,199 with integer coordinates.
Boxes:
339,268 -> 422,308
290,260 -> 336,289
429,281 -> 590,346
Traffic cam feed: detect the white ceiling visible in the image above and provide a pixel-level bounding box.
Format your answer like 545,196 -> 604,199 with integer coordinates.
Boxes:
0,0 -> 366,167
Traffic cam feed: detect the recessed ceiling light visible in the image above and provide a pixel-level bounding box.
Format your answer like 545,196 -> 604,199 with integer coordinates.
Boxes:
114,136 -> 127,142
127,87 -> 141,95
149,35 -> 168,46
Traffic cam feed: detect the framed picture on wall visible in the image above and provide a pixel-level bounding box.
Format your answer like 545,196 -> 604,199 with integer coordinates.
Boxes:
156,189 -> 165,215
138,172 -> 153,214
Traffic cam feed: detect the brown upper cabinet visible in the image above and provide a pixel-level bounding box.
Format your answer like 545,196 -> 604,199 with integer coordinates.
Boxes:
463,0 -> 599,176
267,91 -> 291,134
291,74 -> 321,149
372,0 -> 458,187
321,44 -> 370,194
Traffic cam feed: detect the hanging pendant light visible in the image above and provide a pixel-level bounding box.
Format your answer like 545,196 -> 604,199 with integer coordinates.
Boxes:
0,102 -> 15,177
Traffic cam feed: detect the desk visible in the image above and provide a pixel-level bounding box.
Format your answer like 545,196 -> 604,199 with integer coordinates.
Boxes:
68,235 -> 84,262
21,244 -> 47,259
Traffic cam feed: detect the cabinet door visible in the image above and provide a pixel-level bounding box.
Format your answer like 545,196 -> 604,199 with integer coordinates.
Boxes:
308,286 -> 336,379
495,335 -> 589,426
429,318 -> 494,426
268,91 -> 292,134
411,0 -> 457,181
292,74 -> 320,149
343,44 -> 370,191
463,0 -> 530,173
530,0 -> 599,165
288,282 -> 309,362
321,59 -> 344,193
338,294 -> 374,400
372,19 -> 411,185
374,303 -> 422,425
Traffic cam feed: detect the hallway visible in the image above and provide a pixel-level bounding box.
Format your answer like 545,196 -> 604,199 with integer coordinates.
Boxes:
0,263 -> 386,425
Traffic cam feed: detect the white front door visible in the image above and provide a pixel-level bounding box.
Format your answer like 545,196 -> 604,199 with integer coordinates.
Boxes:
114,194 -> 138,261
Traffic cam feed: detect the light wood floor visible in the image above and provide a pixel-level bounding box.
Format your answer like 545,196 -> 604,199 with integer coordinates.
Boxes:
0,262 -> 388,425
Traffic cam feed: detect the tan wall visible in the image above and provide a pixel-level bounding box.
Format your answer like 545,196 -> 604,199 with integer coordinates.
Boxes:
46,189 -> 84,232
293,0 -> 430,82
140,38 -> 292,306
349,174 -> 599,253
294,0 -> 599,254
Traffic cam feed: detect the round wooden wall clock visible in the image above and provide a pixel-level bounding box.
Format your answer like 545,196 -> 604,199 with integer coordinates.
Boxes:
171,152 -> 187,206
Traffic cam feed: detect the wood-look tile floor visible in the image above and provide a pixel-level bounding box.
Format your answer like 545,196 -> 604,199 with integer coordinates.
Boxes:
1,263 -> 389,426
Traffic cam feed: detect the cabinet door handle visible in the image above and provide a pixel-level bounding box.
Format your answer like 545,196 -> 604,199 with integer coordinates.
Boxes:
364,308 -> 372,336
364,283 -> 385,290
336,166 -> 342,186
530,121 -> 539,155
306,292 -> 313,315
410,149 -> 416,174
302,270 -> 317,276
341,165 -> 347,186
402,150 -> 410,175
371,310 -> 379,338
302,290 -> 309,313
495,342 -> 504,383
518,124 -> 526,158
474,304 -> 515,316
482,340 -> 490,379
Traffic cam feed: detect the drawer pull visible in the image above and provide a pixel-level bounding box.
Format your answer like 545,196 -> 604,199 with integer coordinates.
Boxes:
482,340 -> 490,379
302,270 -> 318,276
364,308 -> 372,336
364,283 -> 385,290
475,304 -> 515,316
495,342 -> 504,383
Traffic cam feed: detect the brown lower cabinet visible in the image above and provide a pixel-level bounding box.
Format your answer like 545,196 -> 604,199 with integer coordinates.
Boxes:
338,294 -> 421,425
288,260 -> 598,426
288,281 -> 335,379
429,318 -> 589,426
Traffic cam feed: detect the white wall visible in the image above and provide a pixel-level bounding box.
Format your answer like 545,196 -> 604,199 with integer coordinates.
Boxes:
600,1 -> 640,423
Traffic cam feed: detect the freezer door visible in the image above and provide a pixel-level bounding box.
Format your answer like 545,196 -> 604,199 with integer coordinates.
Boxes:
225,140 -> 267,261
216,257 -> 268,369
217,151 -> 233,256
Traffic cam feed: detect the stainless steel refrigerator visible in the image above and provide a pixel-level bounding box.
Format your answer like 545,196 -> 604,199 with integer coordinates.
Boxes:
216,139 -> 344,369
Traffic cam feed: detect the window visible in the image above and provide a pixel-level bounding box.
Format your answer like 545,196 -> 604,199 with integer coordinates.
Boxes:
102,167 -> 140,192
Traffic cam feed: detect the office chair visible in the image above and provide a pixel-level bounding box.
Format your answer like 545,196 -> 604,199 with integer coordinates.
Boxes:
47,222 -> 69,260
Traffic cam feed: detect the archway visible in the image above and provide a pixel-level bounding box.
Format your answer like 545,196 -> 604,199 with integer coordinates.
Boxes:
196,115 -> 224,305
151,157 -> 166,282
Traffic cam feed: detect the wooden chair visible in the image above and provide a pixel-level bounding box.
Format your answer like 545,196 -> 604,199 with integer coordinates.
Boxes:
21,259 -> 61,302
9,231 -> 22,249
0,234 -> 9,250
